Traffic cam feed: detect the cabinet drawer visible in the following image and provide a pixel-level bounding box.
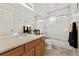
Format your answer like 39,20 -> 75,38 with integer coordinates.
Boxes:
23,48 -> 34,56
0,45 -> 24,56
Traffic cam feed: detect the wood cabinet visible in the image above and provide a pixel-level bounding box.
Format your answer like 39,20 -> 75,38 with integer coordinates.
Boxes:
0,45 -> 24,56
35,38 -> 45,56
0,36 -> 45,56
23,48 -> 34,56
24,37 -> 45,56
25,41 -> 35,52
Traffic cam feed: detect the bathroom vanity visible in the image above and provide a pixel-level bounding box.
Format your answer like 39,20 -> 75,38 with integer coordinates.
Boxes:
0,34 -> 45,56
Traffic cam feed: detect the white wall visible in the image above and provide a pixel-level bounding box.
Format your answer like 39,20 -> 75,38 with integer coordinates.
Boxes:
0,3 -> 35,37
36,20 -> 45,33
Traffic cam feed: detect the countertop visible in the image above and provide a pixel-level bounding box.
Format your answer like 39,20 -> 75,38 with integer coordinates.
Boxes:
0,34 -> 45,54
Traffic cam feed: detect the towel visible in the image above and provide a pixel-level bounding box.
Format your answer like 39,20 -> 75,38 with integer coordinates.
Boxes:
68,22 -> 78,48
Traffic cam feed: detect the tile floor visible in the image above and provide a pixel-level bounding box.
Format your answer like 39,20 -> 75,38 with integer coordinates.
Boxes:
44,46 -> 79,56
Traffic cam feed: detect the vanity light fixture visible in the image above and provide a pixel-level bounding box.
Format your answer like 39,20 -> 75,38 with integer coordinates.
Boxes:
62,15 -> 67,17
49,17 -> 56,21
20,3 -> 33,11
49,17 -> 56,24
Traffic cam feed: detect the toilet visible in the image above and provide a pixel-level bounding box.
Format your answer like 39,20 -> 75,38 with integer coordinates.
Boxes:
45,39 -> 54,49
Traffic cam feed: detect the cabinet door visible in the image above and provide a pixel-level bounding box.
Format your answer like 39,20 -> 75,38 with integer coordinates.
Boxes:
35,41 -> 45,56
23,48 -> 34,56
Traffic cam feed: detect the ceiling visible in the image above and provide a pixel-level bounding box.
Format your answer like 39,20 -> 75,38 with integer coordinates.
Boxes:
48,3 -> 71,11
33,3 -> 74,18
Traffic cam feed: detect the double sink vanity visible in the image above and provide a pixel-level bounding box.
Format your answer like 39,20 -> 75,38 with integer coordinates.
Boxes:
0,34 -> 45,56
